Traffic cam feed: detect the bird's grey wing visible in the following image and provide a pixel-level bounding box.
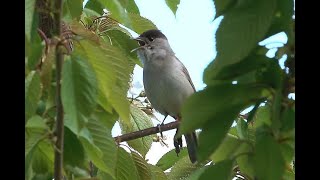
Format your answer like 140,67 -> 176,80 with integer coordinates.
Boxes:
175,57 -> 196,92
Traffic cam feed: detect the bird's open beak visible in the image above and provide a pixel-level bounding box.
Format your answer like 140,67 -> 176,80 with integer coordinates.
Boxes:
130,37 -> 147,53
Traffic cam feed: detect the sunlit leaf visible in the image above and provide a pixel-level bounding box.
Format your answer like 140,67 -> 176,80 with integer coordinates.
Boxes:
132,151 -> 152,180
149,164 -> 168,180
65,0 -> 84,20
156,148 -> 188,171
168,156 -> 206,180
75,39 -> 131,125
25,0 -> 36,40
165,0 -> 180,15
62,55 -> 98,133
25,71 -> 42,122
115,147 -> 139,180
86,118 -> 117,177
119,105 -> 154,157
31,140 -> 54,174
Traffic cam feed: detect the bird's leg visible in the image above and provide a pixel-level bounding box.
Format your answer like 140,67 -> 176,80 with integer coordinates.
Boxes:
173,115 -> 183,156
157,114 -> 168,138
174,127 -> 183,156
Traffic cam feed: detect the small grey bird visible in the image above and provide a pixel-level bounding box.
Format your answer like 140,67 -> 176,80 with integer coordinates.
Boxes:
132,29 -> 198,163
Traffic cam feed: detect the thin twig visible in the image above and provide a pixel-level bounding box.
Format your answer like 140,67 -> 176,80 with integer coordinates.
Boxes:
114,121 -> 180,143
53,0 -> 64,179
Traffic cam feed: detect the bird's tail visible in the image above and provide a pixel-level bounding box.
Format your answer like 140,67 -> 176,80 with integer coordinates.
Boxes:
184,131 -> 198,163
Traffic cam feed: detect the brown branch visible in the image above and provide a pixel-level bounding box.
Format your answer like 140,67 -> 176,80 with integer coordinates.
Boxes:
114,121 -> 180,143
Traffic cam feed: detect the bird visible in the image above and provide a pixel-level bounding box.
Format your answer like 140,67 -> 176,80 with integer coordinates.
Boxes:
132,29 -> 198,163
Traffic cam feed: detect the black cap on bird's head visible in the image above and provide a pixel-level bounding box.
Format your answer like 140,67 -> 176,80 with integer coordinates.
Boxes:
134,29 -> 167,47
139,29 -> 167,40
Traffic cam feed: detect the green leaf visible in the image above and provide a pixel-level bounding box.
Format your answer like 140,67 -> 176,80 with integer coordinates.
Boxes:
199,160 -> 233,180
98,0 -> 127,24
79,137 -> 113,176
132,151 -> 152,180
180,84 -> 268,161
236,118 -> 248,140
62,54 -> 98,133
115,147 -> 139,180
165,0 -> 180,15
204,0 -> 277,84
26,115 -> 47,130
86,118 -> 117,177
91,106 -> 119,130
149,164 -> 168,180
65,0 -> 84,20
31,140 -> 54,174
75,39 -> 131,125
39,47 -> 54,92
168,156 -> 206,180
180,84 -> 268,135
102,29 -> 142,67
213,0 -> 237,18
25,71 -> 42,122
254,132 -> 285,180
156,148 -> 189,171
119,105 -> 154,157
186,166 -> 209,180
64,127 -> 85,167
212,54 -> 270,83
210,134 -> 242,162
197,113 -> 236,162
118,0 -> 140,14
253,105 -> 272,128
280,106 -> 295,132
235,143 -> 254,179
256,59 -> 283,89
85,0 -> 104,15
25,0 -> 36,40
111,12 -> 158,34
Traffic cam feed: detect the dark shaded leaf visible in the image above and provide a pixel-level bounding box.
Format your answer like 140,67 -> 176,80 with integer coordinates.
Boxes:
236,117 -> 248,140
254,132 -> 285,180
64,127 -> 85,167
204,0 -> 277,84
180,84 -> 269,135
199,160 -> 233,180
213,0 -> 237,18
210,134 -> 242,162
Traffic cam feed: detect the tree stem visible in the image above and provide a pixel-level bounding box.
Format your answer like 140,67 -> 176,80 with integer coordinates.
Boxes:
53,0 -> 64,179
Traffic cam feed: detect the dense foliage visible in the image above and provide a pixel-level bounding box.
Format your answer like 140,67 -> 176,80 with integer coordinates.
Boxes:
25,0 -> 295,179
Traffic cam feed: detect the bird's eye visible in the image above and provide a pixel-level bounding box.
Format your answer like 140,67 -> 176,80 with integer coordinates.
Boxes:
138,41 -> 146,46
148,37 -> 154,42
